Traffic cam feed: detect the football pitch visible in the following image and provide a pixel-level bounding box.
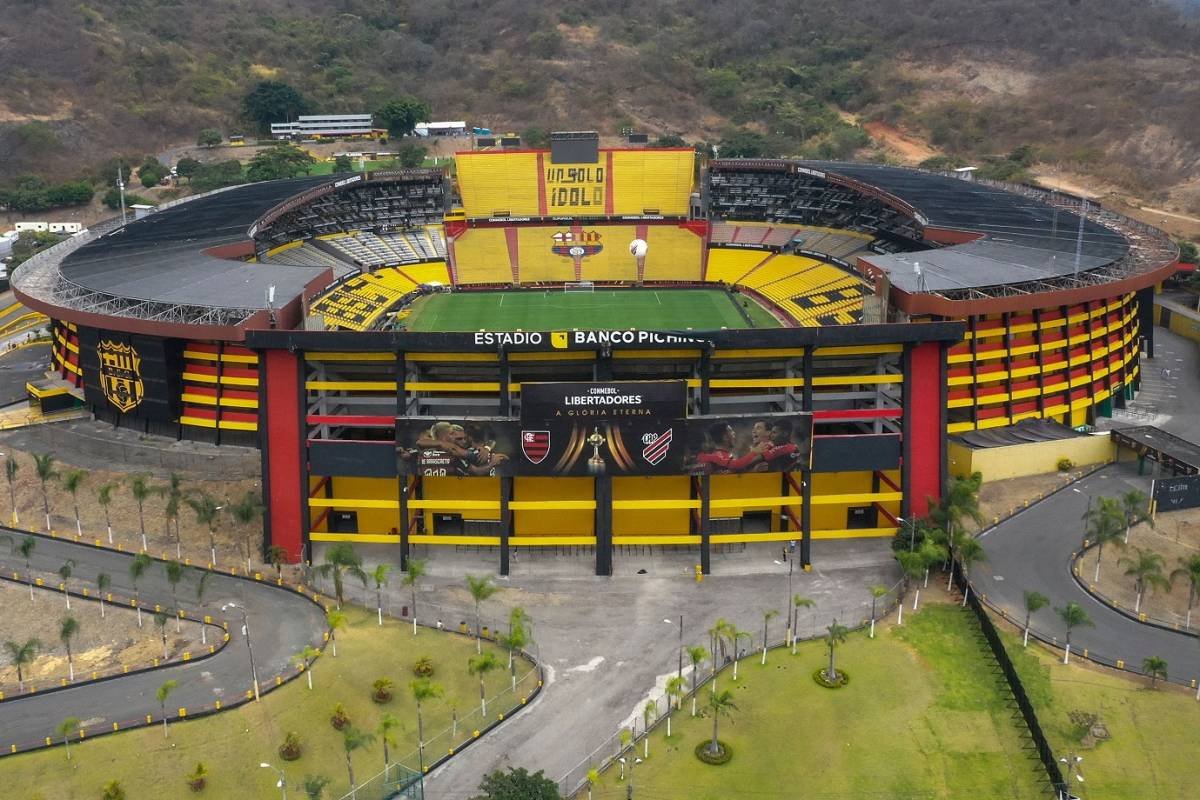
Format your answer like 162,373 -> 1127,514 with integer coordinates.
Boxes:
402,288 -> 781,332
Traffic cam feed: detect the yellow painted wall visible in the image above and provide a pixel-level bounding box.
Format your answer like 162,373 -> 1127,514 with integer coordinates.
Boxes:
710,472 -> 782,529
810,471 -> 875,530
948,435 -> 1115,481
422,477 -> 501,534
329,476 -> 399,534
613,475 -> 691,536
1155,301 -> 1200,343
513,477 -> 594,537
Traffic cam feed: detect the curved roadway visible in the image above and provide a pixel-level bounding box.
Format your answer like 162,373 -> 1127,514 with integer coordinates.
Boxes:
0,531 -> 326,752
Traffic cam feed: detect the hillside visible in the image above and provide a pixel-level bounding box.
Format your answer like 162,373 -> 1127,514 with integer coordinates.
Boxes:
1,0 -> 1198,214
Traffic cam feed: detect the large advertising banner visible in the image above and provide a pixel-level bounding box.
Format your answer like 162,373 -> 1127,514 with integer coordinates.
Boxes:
77,326 -> 183,423
396,381 -> 813,477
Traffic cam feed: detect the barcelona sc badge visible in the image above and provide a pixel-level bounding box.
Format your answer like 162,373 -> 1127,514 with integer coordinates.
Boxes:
97,340 -> 144,413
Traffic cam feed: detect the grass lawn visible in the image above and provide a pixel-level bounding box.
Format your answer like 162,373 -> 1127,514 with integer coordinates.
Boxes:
402,288 -> 780,332
593,604 -> 1045,800
1002,626 -> 1200,799
3,607 -> 536,800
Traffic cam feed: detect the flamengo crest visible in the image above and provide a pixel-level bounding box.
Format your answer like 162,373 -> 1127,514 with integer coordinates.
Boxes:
521,431 -> 550,464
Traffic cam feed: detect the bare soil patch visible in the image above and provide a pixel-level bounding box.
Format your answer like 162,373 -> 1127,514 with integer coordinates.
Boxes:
1088,508 -> 1200,626
967,471 -> 1084,534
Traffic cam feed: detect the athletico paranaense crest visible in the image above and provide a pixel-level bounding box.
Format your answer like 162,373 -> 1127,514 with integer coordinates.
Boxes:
97,340 -> 144,413
521,431 -> 550,464
642,428 -> 673,466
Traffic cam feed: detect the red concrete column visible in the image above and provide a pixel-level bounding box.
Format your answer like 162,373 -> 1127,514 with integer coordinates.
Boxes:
261,349 -> 305,562
904,341 -> 946,518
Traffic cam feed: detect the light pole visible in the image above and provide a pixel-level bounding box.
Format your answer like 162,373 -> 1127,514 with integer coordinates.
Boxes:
786,557 -> 794,646
1058,753 -> 1083,798
211,505 -> 224,566
223,602 -> 260,701
665,617 -> 682,681
897,516 -> 917,552
260,762 -> 287,799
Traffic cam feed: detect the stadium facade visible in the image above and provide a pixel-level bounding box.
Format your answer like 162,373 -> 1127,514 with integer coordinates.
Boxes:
12,142 -> 1180,575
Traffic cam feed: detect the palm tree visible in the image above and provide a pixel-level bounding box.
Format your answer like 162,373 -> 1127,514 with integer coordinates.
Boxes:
163,472 -> 185,560
369,563 -> 391,625
933,471 -> 984,589
61,468 -> 86,536
156,679 -> 178,737
341,725 -> 375,799
165,560 -> 184,632
228,490 -> 263,572
896,550 -> 925,623
468,650 -> 499,717
195,569 -> 211,645
97,482 -> 117,544
1083,496 -> 1126,582
314,543 -> 368,609
56,716 -> 80,760
267,544 -> 289,579
410,677 -> 444,774
465,574 -> 498,653
96,573 -> 111,619
18,535 -> 36,600
1119,547 -> 1171,614
186,492 -> 222,566
302,775 -> 331,800
293,645 -> 322,690
686,645 -> 707,716
326,608 -> 347,657
1120,488 -> 1153,545
498,612 -> 529,689
1022,590 -> 1050,647
791,595 -> 815,652
129,552 -> 152,627
642,699 -> 658,757
730,626 -> 752,681
956,537 -> 987,606
823,620 -> 849,682
868,584 -> 888,639
1171,554 -> 1200,630
1142,655 -> 1168,689
32,452 -> 56,531
59,615 -> 79,681
57,558 -> 75,610
4,638 -> 40,691
585,768 -> 600,800
1057,601 -> 1093,664
128,474 -> 156,552
760,609 -> 778,665
705,688 -> 738,757
402,558 -> 426,635
4,453 -> 18,525
377,712 -> 402,770
154,611 -> 170,660
664,675 -> 684,737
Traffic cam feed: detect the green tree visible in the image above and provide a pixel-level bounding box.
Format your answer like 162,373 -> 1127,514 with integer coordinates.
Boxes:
176,157 -> 202,182
32,452 -> 57,531
242,81 -> 311,133
932,471 -> 985,590
522,128 -> 549,148
4,637 -> 41,691
402,557 -> 426,635
154,610 -> 169,660
956,537 -> 987,605
1179,240 -> 1198,265
759,609 -> 779,665
1142,655 -> 1168,689
664,675 -> 685,737
186,491 -> 223,566
718,129 -> 771,158
791,594 -> 815,651
302,775 -> 331,800
97,481 -> 117,544
165,560 -> 184,632
56,716 -> 80,760
466,574 -> 498,653
823,620 -> 849,682
1119,547 -> 1171,614
139,166 -> 162,188
1171,553 -> 1200,630
410,677 -> 444,773
315,543 -> 368,608
60,468 -> 86,537
1120,488 -> 1154,545
101,781 -> 127,800
585,768 -> 600,800
396,142 -> 427,168
705,688 -> 739,758
156,678 -> 178,737
497,608 -> 529,687
369,562 -> 391,626
376,712 -> 402,770
18,535 -> 36,600
96,572 -> 111,619
128,474 -> 157,552
376,96 -> 430,137
228,491 -> 263,572
5,454 -> 19,526
196,128 -> 222,147
868,584 -> 888,638
267,544 -> 289,579
1057,601 -> 1093,663
326,608 -> 347,657
57,558 -> 74,610
1083,495 -> 1126,582
60,615 -> 80,681
468,650 -> 500,717
686,644 -> 707,716
1022,590 -> 1050,647
292,645 -> 322,690
473,767 -> 562,800
333,154 -> 354,173
130,552 -> 153,627
896,550 -> 925,623
162,472 -> 185,561
340,725 -> 375,796
246,143 -> 316,182
190,160 -> 245,192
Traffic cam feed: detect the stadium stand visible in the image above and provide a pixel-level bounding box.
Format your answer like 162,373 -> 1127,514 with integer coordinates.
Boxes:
448,227 -> 514,285
309,265 -> 438,331
736,254 -> 867,326
261,241 -> 356,276
704,248 -> 772,284
455,151 -> 542,218
316,230 -> 446,269
610,150 -> 695,217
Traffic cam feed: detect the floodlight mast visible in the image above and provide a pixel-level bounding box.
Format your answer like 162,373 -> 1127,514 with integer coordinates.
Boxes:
116,165 -> 128,227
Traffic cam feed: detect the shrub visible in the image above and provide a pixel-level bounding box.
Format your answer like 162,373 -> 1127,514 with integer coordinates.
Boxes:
330,702 -> 350,730
186,762 -> 208,792
372,677 -> 394,703
813,667 -> 850,688
101,782 -> 127,800
1057,458 -> 1074,472
279,731 -> 303,761
693,739 -> 733,765
412,656 -> 435,677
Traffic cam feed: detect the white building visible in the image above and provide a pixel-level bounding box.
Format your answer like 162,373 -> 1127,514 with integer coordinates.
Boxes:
13,221 -> 83,234
271,114 -> 375,139
413,121 -> 468,137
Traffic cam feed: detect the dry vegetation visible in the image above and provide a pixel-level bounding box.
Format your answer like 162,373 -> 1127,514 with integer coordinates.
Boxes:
1088,508 -> 1200,625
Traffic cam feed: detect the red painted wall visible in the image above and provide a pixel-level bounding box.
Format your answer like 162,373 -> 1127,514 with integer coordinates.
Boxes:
907,341 -> 943,517
263,349 -> 304,562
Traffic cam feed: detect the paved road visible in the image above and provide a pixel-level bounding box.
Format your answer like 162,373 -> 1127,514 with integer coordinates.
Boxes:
973,463 -> 1200,681
0,531 -> 326,751
322,538 -> 900,799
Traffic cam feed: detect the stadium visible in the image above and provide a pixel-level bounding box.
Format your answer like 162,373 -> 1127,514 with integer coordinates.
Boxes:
11,131 -> 1181,575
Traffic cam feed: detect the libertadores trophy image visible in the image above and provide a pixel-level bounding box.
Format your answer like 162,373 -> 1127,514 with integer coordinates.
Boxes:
586,427 -> 607,474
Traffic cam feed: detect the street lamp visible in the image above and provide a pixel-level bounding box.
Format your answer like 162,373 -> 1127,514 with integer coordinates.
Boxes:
260,762 -> 287,799
897,516 -> 918,552
223,602 -> 260,701
664,617 -> 682,681
211,505 -> 224,566
1058,754 -> 1083,798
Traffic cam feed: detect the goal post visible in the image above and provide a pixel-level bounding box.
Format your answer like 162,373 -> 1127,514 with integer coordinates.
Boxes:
563,281 -> 595,293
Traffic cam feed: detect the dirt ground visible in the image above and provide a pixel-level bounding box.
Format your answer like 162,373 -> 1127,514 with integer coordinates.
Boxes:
968,470 -> 1086,534
0,448 -> 267,570
0,581 -> 207,692
1088,508 -> 1200,626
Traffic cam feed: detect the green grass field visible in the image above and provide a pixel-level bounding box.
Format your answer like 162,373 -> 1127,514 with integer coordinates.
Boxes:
4,607 -> 534,800
1002,626 -> 1200,799
592,604 -> 1045,800
401,288 -> 781,332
